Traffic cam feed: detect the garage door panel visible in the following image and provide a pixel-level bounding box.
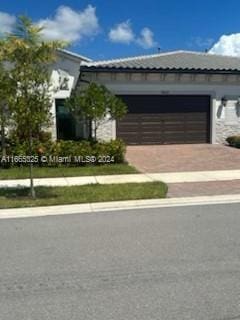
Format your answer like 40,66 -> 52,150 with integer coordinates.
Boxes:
117,95 -> 210,144
163,124 -> 185,130
159,113 -> 185,118
185,125 -> 208,131
141,138 -> 164,144
122,125 -> 139,130
185,113 -> 207,119
163,132 -> 187,138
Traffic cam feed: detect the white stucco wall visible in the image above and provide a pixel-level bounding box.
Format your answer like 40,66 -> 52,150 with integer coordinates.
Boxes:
83,72 -> 240,144
49,51 -> 89,140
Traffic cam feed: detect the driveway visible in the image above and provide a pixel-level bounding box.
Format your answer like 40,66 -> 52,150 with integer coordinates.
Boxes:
126,144 -> 240,173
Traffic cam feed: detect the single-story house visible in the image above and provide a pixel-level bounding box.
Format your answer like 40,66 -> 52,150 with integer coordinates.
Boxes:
52,50 -> 240,145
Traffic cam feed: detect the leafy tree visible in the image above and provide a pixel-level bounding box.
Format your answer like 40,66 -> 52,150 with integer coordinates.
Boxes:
66,82 -> 127,141
6,16 -> 65,198
0,54 -> 10,158
0,39 -> 15,163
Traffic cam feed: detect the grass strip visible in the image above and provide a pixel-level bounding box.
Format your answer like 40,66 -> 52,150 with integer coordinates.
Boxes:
0,164 -> 138,180
0,182 -> 168,209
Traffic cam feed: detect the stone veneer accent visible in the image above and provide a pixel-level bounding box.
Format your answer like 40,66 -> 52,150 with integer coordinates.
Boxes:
216,120 -> 240,144
95,118 -> 115,142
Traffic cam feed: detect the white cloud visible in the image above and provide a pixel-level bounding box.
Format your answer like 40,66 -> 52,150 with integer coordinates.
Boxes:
194,37 -> 214,48
38,5 -> 100,42
108,21 -> 135,44
109,21 -> 157,49
187,37 -> 214,50
0,6 -> 99,43
0,12 -> 16,34
209,33 -> 240,56
136,27 -> 156,49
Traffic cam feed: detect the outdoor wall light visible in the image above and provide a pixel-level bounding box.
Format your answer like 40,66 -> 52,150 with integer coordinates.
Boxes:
236,97 -> 240,117
221,96 -> 227,107
237,96 -> 240,106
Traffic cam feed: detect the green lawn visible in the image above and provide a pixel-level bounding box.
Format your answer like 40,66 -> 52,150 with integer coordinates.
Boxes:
0,182 -> 168,209
0,164 -> 138,180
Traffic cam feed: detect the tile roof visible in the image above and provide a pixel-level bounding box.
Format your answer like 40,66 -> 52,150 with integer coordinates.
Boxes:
81,51 -> 240,73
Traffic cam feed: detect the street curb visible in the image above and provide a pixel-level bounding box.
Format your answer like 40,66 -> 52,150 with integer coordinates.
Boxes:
1,194 -> 240,219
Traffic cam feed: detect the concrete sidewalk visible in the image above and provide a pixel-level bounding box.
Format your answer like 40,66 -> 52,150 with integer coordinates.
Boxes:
1,169 -> 240,188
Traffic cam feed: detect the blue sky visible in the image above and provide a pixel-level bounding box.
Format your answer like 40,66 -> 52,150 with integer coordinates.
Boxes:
1,0 -> 240,60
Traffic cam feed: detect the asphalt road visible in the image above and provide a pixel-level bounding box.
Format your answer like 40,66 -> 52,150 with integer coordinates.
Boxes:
1,204 -> 240,320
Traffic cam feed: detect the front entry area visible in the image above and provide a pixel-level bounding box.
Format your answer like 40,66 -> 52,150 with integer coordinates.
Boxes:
117,95 -> 211,145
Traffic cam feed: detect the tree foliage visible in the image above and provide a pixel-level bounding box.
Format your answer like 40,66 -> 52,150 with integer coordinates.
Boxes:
3,15 -> 66,197
0,39 -> 14,158
7,16 -> 65,141
66,82 -> 127,140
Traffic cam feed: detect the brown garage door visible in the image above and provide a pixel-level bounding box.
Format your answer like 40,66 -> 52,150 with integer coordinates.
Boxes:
117,95 -> 211,145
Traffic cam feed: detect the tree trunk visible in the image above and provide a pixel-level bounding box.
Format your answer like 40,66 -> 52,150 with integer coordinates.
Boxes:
1,118 -> 6,157
29,130 -> 36,199
0,106 -> 6,158
94,120 -> 97,142
88,119 -> 92,140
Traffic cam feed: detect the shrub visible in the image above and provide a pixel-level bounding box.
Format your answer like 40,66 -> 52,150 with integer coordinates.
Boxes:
98,139 -> 126,163
48,140 -> 93,167
5,138 -> 126,167
226,136 -> 240,148
38,131 -> 52,143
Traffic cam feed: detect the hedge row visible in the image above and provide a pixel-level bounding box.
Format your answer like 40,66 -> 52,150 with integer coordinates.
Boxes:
2,139 -> 126,167
226,136 -> 240,148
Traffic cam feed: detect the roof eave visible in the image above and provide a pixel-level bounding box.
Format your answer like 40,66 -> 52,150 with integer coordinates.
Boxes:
57,49 -> 92,62
80,66 -> 240,75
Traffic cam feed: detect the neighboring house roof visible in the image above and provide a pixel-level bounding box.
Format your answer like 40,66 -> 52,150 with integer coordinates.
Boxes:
57,49 -> 92,62
80,51 -> 240,74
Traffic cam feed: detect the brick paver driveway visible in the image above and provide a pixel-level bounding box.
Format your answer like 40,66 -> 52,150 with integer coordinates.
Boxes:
126,144 -> 240,173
